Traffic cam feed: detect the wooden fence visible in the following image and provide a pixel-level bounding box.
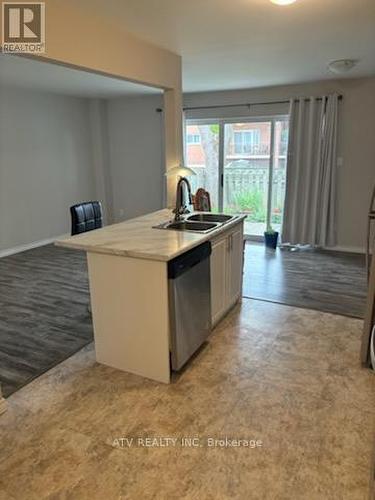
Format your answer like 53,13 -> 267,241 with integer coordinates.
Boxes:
190,166 -> 286,212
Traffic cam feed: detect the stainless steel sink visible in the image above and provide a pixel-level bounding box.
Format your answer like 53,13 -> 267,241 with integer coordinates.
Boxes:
154,220 -> 220,233
187,213 -> 236,223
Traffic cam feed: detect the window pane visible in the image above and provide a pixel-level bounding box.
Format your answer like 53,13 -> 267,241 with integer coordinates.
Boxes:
185,123 -> 219,210
234,132 -> 242,154
243,132 -> 251,153
223,122 -> 271,236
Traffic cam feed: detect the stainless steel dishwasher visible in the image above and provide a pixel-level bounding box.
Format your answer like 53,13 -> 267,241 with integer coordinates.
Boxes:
168,242 -> 212,371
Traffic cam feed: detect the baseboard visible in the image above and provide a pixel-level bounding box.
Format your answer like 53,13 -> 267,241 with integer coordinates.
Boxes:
323,245 -> 366,255
0,233 -> 70,259
245,239 -> 366,255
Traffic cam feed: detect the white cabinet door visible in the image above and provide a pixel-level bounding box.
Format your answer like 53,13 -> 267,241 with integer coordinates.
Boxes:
226,228 -> 243,307
210,223 -> 244,326
210,237 -> 227,326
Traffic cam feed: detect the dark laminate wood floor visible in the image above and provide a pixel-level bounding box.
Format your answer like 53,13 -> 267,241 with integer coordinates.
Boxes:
0,241 -> 367,398
243,242 -> 368,319
0,245 -> 92,397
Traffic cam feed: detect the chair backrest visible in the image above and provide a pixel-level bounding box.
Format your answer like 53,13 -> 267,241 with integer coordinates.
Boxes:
70,201 -> 103,236
193,188 -> 211,212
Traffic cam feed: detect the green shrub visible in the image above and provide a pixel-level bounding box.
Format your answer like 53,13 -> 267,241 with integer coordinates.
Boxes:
271,213 -> 282,224
233,190 -> 266,222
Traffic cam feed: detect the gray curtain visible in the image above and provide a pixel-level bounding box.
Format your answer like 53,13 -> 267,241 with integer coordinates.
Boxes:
282,94 -> 339,247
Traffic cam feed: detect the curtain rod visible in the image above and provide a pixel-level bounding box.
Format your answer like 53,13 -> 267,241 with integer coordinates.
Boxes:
182,95 -> 343,112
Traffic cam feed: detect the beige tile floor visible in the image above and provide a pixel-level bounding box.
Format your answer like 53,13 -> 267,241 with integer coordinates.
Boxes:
0,299 -> 374,499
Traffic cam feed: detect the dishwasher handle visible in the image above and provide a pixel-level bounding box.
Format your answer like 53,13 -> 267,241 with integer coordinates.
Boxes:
168,242 -> 211,280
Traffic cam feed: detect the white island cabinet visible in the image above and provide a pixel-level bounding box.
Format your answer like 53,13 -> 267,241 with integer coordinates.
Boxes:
210,226 -> 243,326
56,209 -> 244,384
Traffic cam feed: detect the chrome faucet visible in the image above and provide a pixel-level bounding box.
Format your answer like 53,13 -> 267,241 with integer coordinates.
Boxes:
174,176 -> 193,221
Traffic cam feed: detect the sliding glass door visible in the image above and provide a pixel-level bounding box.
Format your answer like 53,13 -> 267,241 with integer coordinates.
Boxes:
223,121 -> 271,236
185,117 -> 289,238
185,122 -> 220,211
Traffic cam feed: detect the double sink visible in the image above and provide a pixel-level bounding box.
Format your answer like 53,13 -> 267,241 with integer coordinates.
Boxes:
155,213 -> 238,233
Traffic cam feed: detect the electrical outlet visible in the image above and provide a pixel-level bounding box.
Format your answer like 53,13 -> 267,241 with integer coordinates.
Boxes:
119,209 -> 125,217
337,157 -> 344,167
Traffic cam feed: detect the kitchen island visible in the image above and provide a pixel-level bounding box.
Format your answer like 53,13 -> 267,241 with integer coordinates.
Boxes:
56,209 -> 244,383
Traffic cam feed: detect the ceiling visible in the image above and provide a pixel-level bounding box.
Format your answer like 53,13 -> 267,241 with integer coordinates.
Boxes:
0,55 -> 162,97
72,0 -> 375,92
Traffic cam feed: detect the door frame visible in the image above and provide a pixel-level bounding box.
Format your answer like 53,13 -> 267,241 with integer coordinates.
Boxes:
186,115 -> 289,239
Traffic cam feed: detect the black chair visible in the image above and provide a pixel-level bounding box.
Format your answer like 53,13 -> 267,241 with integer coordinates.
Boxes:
70,201 -> 103,236
70,201 -> 104,315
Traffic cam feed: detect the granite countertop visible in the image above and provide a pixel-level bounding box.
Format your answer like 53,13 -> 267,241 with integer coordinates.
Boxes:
55,209 -> 245,262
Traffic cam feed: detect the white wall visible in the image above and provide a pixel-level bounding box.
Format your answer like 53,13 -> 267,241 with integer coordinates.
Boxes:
184,77 -> 375,252
0,86 -> 165,254
2,77 -> 373,254
106,95 -> 164,222
0,85 -> 96,252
